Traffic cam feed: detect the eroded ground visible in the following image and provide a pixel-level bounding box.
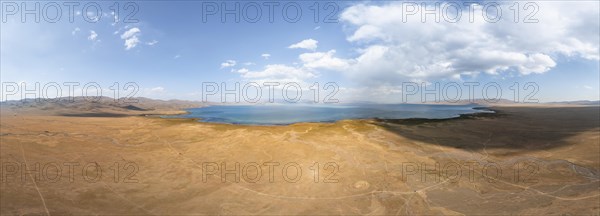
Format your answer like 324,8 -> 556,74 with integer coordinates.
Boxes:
1,106 -> 599,215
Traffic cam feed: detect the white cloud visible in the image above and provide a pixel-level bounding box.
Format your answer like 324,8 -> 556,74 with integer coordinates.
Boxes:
237,64 -> 317,83
87,30 -> 98,41
244,62 -> 255,66
151,87 -> 165,92
174,55 -> 181,59
335,1 -> 599,84
288,39 -> 318,51
120,27 -> 140,39
120,27 -> 141,50
518,54 -> 557,75
218,1 -> 597,103
314,26 -> 321,30
147,40 -> 158,46
299,50 -> 351,70
220,60 -> 237,68
124,37 -> 140,50
261,53 -> 271,59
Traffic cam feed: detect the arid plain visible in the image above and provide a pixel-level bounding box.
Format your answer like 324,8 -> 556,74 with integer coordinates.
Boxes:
1,99 -> 599,215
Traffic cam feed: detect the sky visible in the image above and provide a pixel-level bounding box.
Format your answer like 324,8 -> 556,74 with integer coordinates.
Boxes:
1,1 -> 599,103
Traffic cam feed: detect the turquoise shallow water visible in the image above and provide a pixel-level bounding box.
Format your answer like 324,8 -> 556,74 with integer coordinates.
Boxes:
167,104 -> 490,125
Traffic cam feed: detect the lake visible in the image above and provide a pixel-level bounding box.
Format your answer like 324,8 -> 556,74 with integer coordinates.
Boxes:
167,104 -> 490,125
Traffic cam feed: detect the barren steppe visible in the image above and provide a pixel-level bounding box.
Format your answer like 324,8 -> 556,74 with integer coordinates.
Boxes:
1,100 -> 599,215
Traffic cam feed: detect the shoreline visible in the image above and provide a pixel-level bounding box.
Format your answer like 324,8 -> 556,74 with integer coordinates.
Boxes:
374,107 -> 499,125
156,105 -> 498,126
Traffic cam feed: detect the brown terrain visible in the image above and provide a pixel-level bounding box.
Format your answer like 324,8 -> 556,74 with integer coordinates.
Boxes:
0,98 -> 599,215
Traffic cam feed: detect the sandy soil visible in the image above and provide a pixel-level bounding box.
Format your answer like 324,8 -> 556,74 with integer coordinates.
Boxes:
0,105 -> 598,215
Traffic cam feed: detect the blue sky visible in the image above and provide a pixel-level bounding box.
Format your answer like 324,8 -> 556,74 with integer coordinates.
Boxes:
1,1 -> 599,103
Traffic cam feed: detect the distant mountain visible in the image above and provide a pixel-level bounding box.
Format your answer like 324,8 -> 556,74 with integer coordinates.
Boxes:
342,99 -> 600,106
0,96 -> 205,116
408,98 -> 518,106
548,100 -> 600,105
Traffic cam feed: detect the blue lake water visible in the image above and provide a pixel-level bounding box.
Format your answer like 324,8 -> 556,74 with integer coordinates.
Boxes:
168,104 -> 490,125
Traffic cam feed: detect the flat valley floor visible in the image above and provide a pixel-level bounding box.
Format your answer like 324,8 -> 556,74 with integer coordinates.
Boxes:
1,106 -> 599,215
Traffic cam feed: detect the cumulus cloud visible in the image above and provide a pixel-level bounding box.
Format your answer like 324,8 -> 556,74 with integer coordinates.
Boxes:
288,39 -> 319,51
124,37 -> 140,50
226,1 -> 597,99
237,64 -> 317,83
220,60 -> 237,68
87,30 -> 98,41
299,50 -> 351,70
334,1 -> 599,84
517,54 -> 557,75
121,27 -> 140,39
120,27 -> 141,50
261,53 -> 271,59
